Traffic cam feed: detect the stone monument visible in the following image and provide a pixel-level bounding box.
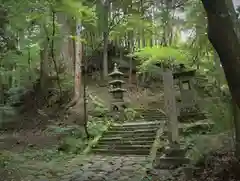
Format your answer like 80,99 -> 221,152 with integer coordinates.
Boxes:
108,63 -> 127,111
163,70 -> 179,144
154,70 -> 189,169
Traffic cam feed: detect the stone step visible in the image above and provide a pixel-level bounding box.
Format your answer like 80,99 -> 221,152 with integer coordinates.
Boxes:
137,110 -> 164,114
141,116 -> 167,119
97,140 -> 154,145
110,123 -> 160,128
134,119 -> 163,122
93,144 -> 152,150
138,112 -> 164,115
139,112 -> 165,115
134,108 -> 161,112
136,119 -> 166,123
109,126 -> 159,131
100,136 -> 156,142
141,114 -> 166,116
92,148 -> 151,155
102,131 -> 157,138
113,121 -> 161,126
138,114 -> 165,118
141,117 -> 167,121
110,123 -> 161,130
104,128 -> 157,135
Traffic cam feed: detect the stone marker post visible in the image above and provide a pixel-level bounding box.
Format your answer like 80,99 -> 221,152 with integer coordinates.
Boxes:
154,70 -> 190,170
162,70 -> 179,144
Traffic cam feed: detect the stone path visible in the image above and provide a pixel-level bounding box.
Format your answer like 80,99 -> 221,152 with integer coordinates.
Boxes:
61,155 -> 152,181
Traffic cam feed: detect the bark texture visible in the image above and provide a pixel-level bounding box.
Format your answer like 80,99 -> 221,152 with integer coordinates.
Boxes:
201,0 -> 240,107
201,0 -> 240,158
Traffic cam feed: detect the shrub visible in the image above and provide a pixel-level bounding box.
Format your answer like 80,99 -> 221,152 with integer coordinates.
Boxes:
124,108 -> 137,122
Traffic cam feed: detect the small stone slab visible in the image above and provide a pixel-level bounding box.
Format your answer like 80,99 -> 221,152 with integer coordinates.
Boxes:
164,147 -> 186,157
154,157 -> 190,170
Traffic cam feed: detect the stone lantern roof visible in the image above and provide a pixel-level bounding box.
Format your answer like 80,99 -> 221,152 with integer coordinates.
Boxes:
173,69 -> 196,79
173,64 -> 196,79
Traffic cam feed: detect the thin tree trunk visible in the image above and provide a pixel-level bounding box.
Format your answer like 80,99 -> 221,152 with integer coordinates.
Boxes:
140,0 -> 145,47
103,0 -> 110,78
128,31 -> 134,84
233,100 -> 240,159
51,8 -> 62,98
39,35 -> 49,93
74,20 -> 83,100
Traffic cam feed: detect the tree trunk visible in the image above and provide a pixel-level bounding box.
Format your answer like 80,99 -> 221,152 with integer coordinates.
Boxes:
128,31 -> 134,84
40,38 -> 50,93
233,100 -> 240,158
140,0 -> 145,47
57,13 -> 72,72
103,0 -> 110,78
201,0 -> 240,158
74,20 -> 82,100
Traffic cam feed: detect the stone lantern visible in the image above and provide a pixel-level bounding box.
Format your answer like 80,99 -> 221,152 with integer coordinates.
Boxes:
108,63 -> 127,111
173,65 -> 198,117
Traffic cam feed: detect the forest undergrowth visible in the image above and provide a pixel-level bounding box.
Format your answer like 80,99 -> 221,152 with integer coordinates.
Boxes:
0,82 -> 237,181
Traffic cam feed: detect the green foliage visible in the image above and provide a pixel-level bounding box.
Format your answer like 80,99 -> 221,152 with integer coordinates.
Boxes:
92,106 -> 108,117
0,151 -> 13,168
49,117 -> 110,153
88,117 -> 110,137
58,137 -> 87,154
21,149 -> 65,162
47,124 -> 85,138
206,99 -> 232,133
132,46 -> 189,80
124,108 -> 137,122
186,133 -> 233,163
135,46 -> 188,64
47,125 -> 88,153
6,87 -> 27,104
89,93 -> 108,117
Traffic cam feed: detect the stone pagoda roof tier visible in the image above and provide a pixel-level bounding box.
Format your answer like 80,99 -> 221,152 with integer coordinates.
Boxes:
109,80 -> 125,85
108,63 -> 124,77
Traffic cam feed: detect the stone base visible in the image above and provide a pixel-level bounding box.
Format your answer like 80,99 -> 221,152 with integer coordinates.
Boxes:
164,147 -> 186,157
154,156 -> 190,170
108,111 -> 125,122
154,144 -> 190,170
110,101 -> 127,111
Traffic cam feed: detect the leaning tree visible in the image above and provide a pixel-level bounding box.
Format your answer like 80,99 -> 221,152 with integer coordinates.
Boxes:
200,0 -> 240,157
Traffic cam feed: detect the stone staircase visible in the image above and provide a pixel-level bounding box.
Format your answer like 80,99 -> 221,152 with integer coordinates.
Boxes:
92,121 -> 161,155
91,107 -> 212,158
135,108 -> 166,122
91,109 -> 167,155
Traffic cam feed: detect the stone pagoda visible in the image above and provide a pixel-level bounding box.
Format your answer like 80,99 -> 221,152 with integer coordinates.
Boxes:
108,63 -> 127,111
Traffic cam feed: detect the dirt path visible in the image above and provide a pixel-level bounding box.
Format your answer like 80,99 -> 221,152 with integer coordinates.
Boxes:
0,131 -> 60,153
